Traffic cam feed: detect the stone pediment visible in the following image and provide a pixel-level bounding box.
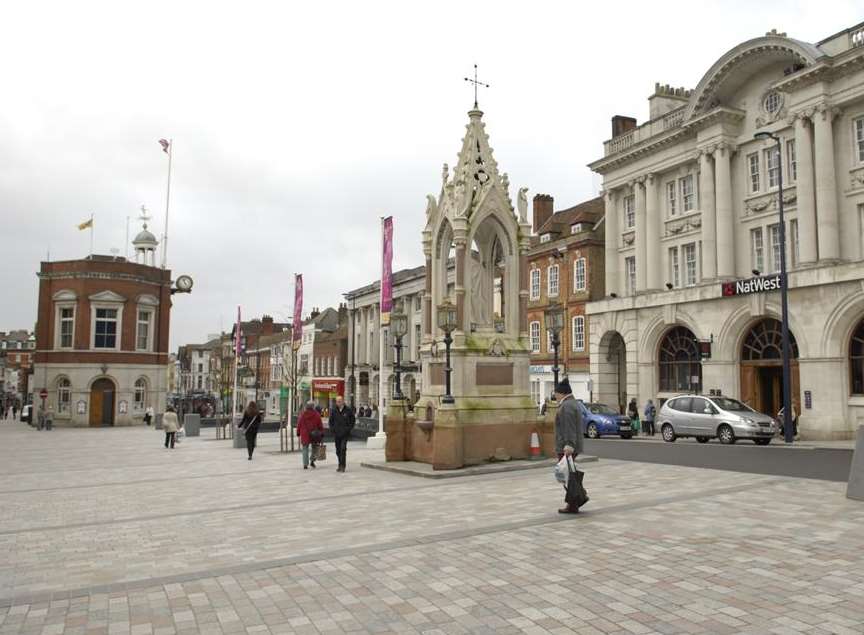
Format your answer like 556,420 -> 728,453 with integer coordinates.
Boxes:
88,290 -> 127,303
52,289 -> 77,301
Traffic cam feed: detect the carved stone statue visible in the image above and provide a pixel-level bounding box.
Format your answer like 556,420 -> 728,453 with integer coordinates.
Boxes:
517,187 -> 529,223
470,262 -> 491,325
441,163 -> 449,186
425,194 -> 437,219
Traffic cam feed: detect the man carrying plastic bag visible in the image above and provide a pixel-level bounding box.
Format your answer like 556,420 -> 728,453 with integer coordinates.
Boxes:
553,377 -> 588,514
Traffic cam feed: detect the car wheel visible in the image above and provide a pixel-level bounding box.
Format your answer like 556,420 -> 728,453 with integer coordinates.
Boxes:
754,438 -> 771,446
696,436 -> 709,444
586,423 -> 599,439
661,424 -> 676,442
718,424 -> 736,445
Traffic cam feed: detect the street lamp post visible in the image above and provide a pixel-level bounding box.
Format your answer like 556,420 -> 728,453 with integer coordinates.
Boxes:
755,130 -> 794,444
391,309 -> 408,401
544,303 -> 564,400
436,300 -> 458,404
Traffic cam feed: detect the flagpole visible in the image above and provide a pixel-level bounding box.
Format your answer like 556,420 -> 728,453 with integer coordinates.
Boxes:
161,139 -> 172,269
378,216 -> 385,438
232,307 -> 240,430
125,216 -> 130,260
89,213 -> 94,257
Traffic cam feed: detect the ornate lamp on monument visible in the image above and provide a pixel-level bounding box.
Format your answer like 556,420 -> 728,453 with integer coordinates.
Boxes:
391,309 -> 408,401
544,303 -> 565,400
436,299 -> 458,404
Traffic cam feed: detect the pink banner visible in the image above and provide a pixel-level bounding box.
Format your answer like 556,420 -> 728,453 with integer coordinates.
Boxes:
292,274 -> 303,348
380,217 -> 393,326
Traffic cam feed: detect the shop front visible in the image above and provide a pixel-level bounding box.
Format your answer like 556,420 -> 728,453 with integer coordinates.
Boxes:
312,379 -> 344,411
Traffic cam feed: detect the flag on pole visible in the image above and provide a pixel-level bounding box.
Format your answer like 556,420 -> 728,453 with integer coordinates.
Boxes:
234,306 -> 242,356
292,274 -> 303,350
380,217 -> 393,326
77,218 -> 93,230
158,138 -> 170,154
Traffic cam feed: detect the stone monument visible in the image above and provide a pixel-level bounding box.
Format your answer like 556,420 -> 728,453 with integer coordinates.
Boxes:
385,106 -> 537,469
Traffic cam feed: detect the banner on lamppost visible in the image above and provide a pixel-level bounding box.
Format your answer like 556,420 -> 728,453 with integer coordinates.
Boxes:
380,216 -> 393,326
292,274 -> 303,349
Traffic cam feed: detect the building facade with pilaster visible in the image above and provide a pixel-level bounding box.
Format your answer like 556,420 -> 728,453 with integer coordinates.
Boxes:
588,25 -> 864,438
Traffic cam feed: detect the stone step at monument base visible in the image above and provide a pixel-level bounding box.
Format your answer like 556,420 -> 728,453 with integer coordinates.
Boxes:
360,455 -> 598,479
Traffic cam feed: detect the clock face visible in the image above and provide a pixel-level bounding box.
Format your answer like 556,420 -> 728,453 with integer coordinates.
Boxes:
175,275 -> 194,292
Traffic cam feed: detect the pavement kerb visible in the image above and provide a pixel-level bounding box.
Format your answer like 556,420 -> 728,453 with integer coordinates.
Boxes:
360,455 -> 599,478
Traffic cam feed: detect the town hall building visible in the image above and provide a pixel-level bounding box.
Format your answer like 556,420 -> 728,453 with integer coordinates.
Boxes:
588,24 -> 864,439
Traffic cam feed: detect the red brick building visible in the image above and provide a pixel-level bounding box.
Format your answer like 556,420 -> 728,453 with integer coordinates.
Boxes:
526,194 -> 606,405
33,254 -> 173,426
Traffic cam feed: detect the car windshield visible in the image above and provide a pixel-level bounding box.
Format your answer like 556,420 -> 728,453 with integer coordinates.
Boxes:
711,397 -> 753,412
587,403 -> 618,415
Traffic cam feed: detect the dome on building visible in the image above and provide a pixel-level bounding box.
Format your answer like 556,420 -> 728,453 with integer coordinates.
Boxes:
133,227 -> 158,247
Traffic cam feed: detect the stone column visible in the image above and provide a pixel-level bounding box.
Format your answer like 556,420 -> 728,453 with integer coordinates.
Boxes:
519,252 -> 528,335
604,190 -> 619,297
455,241 -> 466,331
814,104 -> 840,261
634,179 -> 647,292
698,148 -> 717,279
423,256 -> 432,336
794,111 -> 817,264
715,142 -> 735,278
645,174 -> 661,290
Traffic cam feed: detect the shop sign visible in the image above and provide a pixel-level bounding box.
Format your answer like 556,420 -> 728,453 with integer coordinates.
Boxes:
529,365 -> 552,374
312,379 -> 345,395
721,274 -> 782,297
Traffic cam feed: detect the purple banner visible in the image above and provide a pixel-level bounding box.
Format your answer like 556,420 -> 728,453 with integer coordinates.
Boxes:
381,217 -> 393,326
292,274 -> 303,348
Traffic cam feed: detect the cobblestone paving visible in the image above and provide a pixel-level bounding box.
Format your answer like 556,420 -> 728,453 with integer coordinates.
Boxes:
0,424 -> 862,634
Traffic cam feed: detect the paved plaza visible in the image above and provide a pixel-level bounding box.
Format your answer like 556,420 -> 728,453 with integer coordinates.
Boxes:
0,424 -> 862,634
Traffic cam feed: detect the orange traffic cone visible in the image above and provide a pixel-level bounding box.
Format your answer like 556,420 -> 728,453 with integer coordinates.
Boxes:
530,431 -> 541,459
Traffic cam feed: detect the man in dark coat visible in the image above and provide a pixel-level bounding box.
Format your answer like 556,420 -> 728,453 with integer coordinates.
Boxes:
329,395 -> 355,472
554,377 -> 583,459
554,377 -> 587,514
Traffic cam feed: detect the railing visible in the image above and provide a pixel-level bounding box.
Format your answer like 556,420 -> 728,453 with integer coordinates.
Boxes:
603,106 -> 687,157
851,26 -> 864,48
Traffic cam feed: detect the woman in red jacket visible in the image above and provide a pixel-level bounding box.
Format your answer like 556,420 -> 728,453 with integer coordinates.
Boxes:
297,401 -> 324,469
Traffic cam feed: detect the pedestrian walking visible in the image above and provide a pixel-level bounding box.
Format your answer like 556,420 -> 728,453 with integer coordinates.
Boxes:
628,398 -> 641,436
238,401 -> 261,461
163,406 -> 179,449
45,406 -> 54,431
553,378 -> 586,513
144,406 -> 154,426
297,401 -> 324,469
643,399 -> 656,436
12,404 -> 18,421
329,395 -> 355,472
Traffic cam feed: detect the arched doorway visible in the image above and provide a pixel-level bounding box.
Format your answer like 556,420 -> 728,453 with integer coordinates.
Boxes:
89,377 -> 116,427
739,318 -> 799,416
849,317 -> 864,395
658,326 -> 701,394
597,331 -> 626,414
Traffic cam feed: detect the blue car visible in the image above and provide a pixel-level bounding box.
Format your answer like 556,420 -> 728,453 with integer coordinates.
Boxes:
576,401 -> 633,439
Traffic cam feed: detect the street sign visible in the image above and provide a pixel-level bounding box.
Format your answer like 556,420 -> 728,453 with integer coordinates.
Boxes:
39,388 -> 47,400
721,274 -> 782,297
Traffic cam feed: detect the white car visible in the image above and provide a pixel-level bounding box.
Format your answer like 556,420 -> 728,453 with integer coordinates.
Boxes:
658,395 -> 777,445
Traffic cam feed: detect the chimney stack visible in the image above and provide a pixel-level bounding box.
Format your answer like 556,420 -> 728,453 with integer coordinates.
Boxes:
261,315 -> 274,336
611,115 -> 637,138
533,194 -> 554,234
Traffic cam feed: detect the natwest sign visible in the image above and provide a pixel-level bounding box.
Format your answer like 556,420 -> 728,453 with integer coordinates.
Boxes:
721,274 -> 782,297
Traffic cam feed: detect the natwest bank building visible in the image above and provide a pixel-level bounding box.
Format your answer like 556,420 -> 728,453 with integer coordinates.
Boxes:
587,26 -> 864,440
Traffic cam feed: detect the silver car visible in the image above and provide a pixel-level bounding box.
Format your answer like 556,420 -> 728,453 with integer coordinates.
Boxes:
658,395 -> 777,445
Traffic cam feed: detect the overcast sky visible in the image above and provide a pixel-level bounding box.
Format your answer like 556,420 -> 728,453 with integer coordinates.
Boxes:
1,1 -> 860,349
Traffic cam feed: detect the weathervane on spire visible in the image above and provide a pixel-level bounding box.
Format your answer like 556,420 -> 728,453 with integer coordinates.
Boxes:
464,64 -> 489,109
139,204 -> 151,229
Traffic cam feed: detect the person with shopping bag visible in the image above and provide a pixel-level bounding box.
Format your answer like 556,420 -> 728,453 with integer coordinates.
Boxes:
297,401 -> 324,469
555,445 -> 589,513
162,406 -> 180,449
553,377 -> 587,514
238,401 -> 261,461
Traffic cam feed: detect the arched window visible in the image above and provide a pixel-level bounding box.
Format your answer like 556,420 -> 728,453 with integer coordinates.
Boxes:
134,378 -> 147,410
742,318 -> 799,360
851,318 -> 864,395
57,377 -> 71,413
658,327 -> 701,392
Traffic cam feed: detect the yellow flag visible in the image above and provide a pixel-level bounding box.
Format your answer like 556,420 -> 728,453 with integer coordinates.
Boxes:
78,218 -> 93,230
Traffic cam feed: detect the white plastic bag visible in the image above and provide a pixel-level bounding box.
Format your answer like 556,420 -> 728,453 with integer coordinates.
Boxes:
554,455 -> 570,483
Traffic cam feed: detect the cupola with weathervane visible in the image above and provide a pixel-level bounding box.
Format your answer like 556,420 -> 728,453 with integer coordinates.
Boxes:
132,205 -> 159,267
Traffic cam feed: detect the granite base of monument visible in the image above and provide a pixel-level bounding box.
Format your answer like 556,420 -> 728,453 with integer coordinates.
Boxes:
846,425 -> 864,501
